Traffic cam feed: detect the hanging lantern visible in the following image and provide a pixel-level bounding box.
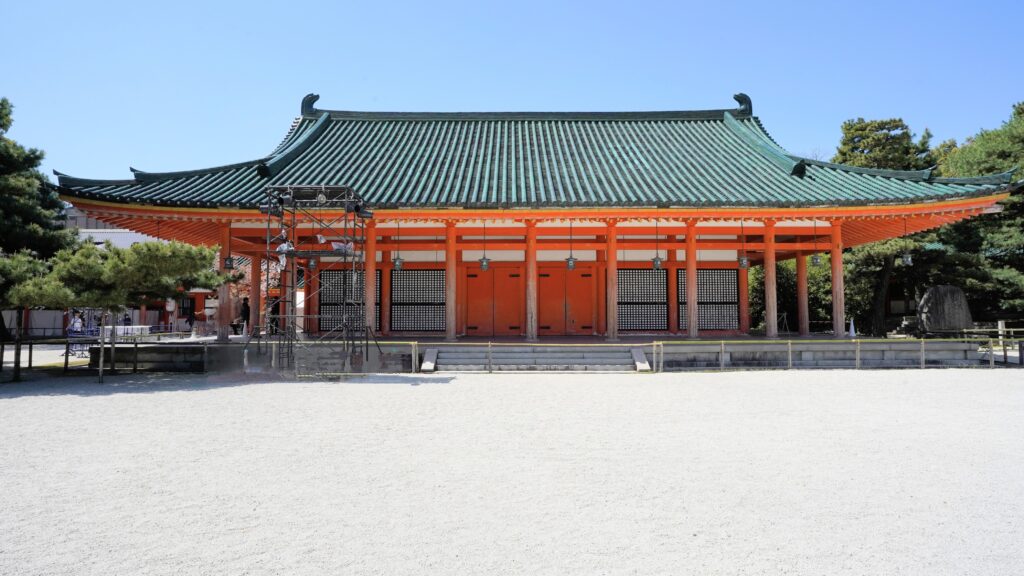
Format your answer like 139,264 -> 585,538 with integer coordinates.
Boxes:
308,258 -> 317,270
223,256 -> 235,270
900,217 -> 913,266
393,221 -> 403,270
652,220 -> 662,270
479,220 -> 490,270
566,220 -> 576,270
811,220 -> 823,266
738,220 -> 748,269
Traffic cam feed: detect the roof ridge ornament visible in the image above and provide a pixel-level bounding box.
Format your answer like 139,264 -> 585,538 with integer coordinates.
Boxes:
733,93 -> 752,116
302,93 -> 320,116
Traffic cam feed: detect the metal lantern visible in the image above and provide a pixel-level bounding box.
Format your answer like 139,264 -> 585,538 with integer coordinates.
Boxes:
308,258 -> 317,270
392,256 -> 404,271
479,220 -> 491,272
223,256 -> 235,270
738,255 -> 750,269
316,192 -> 328,205
901,252 -> 913,266
811,253 -> 823,266
652,255 -> 663,270
565,256 -> 577,270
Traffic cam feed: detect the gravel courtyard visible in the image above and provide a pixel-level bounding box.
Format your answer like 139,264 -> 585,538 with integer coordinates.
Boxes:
1,370 -> 1022,575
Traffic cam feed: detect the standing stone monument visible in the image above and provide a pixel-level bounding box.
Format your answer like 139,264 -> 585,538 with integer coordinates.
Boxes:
917,285 -> 973,333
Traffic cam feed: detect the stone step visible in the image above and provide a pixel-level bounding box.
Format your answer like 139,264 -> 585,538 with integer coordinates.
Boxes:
436,352 -> 633,361
436,357 -> 634,366
435,363 -> 636,372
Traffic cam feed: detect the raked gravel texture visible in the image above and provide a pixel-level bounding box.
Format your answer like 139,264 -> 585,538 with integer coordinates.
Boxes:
1,370 -> 1022,575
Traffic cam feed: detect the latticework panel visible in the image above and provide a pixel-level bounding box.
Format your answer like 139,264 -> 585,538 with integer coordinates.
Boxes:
390,269 -> 445,332
318,269 -> 380,332
677,269 -> 739,330
617,268 -> 667,331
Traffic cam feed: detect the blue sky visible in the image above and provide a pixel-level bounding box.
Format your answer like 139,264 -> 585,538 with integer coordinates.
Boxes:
5,0 -> 1021,181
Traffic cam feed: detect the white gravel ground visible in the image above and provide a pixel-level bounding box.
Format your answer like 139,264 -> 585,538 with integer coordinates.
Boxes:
1,370 -> 1022,575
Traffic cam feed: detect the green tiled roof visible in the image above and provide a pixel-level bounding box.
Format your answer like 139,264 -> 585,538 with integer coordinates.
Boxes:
56,94 -> 1020,209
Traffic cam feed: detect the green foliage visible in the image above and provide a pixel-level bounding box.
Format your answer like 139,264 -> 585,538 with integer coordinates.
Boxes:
749,258 -> 832,331
829,118 -> 936,334
933,103 -> 1024,317
0,251 -> 47,308
833,118 -> 934,170
10,241 -> 228,311
0,98 -> 76,258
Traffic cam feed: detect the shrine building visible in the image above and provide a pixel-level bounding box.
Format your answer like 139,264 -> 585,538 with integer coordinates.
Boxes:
55,94 -> 1016,340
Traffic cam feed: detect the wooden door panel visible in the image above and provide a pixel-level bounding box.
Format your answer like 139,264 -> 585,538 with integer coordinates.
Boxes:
465,268 -> 493,336
537,268 -> 566,335
494,268 -> 524,336
566,269 -> 595,334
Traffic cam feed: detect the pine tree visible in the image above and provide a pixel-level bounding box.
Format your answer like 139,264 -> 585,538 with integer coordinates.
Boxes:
831,118 -> 933,335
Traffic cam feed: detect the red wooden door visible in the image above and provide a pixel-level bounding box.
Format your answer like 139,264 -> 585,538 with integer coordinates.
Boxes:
538,267 -> 566,335
465,267 -> 493,336
566,268 -> 596,334
493,267 -> 524,336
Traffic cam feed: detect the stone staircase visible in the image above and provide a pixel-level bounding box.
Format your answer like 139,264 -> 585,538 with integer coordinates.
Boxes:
424,345 -> 647,372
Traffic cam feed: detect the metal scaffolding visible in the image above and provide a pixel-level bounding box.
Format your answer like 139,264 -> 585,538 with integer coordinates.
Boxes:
259,185 -> 373,376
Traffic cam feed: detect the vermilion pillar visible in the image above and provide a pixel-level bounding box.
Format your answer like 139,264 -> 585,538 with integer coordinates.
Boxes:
249,255 -> 261,334
738,266 -> 750,333
796,251 -> 810,336
764,221 -> 778,338
364,221 -> 377,334
667,248 -> 679,334
831,221 -> 846,338
606,221 -> 618,341
525,222 -> 539,341
686,220 -> 699,338
445,221 -> 457,341
217,225 -> 232,342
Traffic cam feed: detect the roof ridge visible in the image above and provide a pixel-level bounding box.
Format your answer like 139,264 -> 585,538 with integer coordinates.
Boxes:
723,111 -> 806,177
256,113 -> 331,178
130,159 -> 266,182
297,92 -> 757,122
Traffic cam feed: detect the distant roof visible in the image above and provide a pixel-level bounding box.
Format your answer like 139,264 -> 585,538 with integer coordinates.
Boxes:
56,93 -> 1020,209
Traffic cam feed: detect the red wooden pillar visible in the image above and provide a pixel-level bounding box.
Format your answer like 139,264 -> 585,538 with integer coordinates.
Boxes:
738,266 -> 750,334
686,220 -> 699,338
831,221 -> 846,338
217,224 -> 232,342
138,304 -> 147,326
364,221 -> 377,334
381,250 -> 391,336
796,251 -> 810,336
445,221 -> 457,341
764,220 -> 778,338
667,247 -> 679,334
606,220 -> 618,341
249,255 -> 262,333
525,221 -> 539,341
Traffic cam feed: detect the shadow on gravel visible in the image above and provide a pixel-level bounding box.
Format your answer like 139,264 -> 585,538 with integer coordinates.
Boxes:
0,371 -> 455,399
